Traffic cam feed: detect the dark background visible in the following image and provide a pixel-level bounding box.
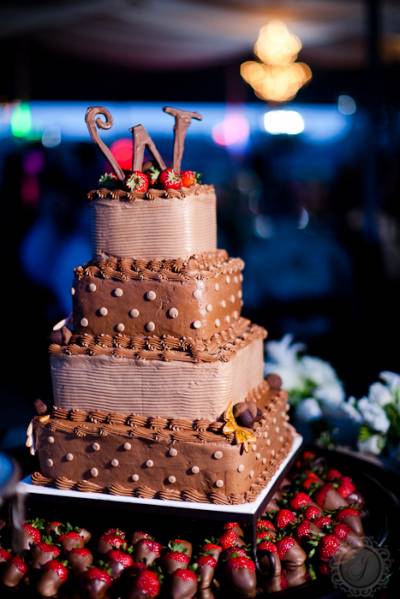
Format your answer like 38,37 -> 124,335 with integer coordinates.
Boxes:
1,0 -> 400,450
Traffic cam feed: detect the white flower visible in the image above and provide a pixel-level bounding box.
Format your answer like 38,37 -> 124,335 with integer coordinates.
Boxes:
368,382 -> 393,407
358,434 -> 385,455
295,398 -> 323,422
265,334 -> 304,368
380,371 -> 400,392
357,398 -> 390,434
314,381 -> 345,408
341,397 -> 363,424
264,363 -> 304,391
301,356 -> 340,387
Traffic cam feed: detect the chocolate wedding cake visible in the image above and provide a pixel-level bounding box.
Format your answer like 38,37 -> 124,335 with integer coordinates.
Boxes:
29,106 -> 294,504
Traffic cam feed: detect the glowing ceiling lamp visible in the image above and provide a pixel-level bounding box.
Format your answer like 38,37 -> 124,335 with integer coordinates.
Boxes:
11,102 -> 32,138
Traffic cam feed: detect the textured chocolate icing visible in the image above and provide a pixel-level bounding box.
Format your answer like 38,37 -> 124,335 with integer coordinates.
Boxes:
32,387 -> 293,504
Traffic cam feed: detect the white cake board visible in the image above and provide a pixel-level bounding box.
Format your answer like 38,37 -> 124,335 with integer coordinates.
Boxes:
18,434 -> 302,520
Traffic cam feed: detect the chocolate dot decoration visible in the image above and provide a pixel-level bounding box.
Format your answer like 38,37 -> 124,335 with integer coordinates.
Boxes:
48,436 -> 55,444
129,308 -> 140,318
271,449 -> 276,458
131,474 -> 140,482
206,304 -> 213,312
145,321 -> 155,332
90,468 -> 99,477
266,438 -> 271,446
88,283 -> 97,293
168,307 -> 179,319
240,274 -> 243,282
249,470 -> 255,478
168,447 -> 178,457
215,479 -> 224,488
230,294 -> 236,303
256,453 -> 261,460
225,315 -> 231,323
233,311 -> 239,320
226,275 -> 231,284
99,307 -> 108,316
145,459 -> 154,468
111,458 -> 119,467
46,458 -> 54,467
262,458 -> 267,465
80,318 -> 89,327
193,289 -> 202,300
213,450 -> 223,460
66,453 -> 74,462
263,432 -> 269,439
168,475 -> 176,484
145,290 -> 156,301
215,318 -> 221,327
197,280 -> 205,289
238,290 -> 243,298
237,464 -> 245,473
220,299 -> 226,308
252,444 -> 257,451
192,320 -> 202,329
123,442 -> 132,451
71,287 -> 75,296
115,323 -> 125,332
191,465 -> 200,474
113,288 -> 123,297
234,276 -> 238,283
92,442 -> 101,451
214,283 -> 220,291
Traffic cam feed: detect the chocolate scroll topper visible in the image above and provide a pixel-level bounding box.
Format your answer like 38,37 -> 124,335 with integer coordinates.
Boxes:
130,124 -> 167,172
163,107 -> 203,171
85,107 -> 125,181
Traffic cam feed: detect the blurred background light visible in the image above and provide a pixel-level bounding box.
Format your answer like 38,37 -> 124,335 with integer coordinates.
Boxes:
41,126 -> 62,148
212,111 -> 250,147
110,138 -> 133,170
264,110 -> 305,135
11,102 -> 32,138
337,94 -> 357,116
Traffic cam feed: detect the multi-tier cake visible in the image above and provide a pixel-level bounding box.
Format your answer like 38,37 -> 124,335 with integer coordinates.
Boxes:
29,106 -> 294,504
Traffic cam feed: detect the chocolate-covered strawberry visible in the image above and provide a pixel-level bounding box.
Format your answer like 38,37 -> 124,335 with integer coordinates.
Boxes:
82,567 -> 112,599
32,542 -> 61,569
169,539 -> 193,559
75,526 -> 91,544
37,560 -> 68,597
221,546 -> 248,562
163,550 -> 190,574
304,505 -> 322,521
197,554 -> 217,589
2,555 -> 28,587
127,568 -> 160,599
131,530 -> 151,545
98,530 -> 126,554
45,521 -> 64,536
285,564 -> 308,588
222,522 -> 244,539
59,531 -> 85,552
257,541 -> 281,577
295,519 -> 322,543
201,543 -> 222,561
275,508 -> 297,530
107,549 -> 134,578
337,507 -> 364,536
170,568 -> 198,599
314,483 -> 348,511
134,539 -> 162,566
218,529 -> 245,550
0,547 -> 11,564
224,556 -> 257,598
318,534 -> 352,562
21,522 -> 42,549
257,519 -> 276,534
302,471 -> 322,491
276,536 -> 307,569
290,492 -> 314,511
69,547 -> 93,573
333,523 -> 363,548
314,515 -> 332,531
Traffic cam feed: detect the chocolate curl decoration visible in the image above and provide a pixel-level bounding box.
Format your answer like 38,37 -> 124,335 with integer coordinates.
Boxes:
85,107 -> 125,181
130,124 -> 167,172
163,106 -> 203,171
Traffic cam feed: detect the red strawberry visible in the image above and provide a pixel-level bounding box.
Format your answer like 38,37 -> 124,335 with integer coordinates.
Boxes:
134,538 -> 162,565
98,531 -> 126,554
22,523 -> 41,549
303,471 -> 322,490
225,556 -> 256,597
107,549 -> 134,578
129,568 -> 161,598
69,547 -> 93,573
104,528 -> 126,538
37,560 -> 68,597
257,519 -> 276,532
181,170 -> 200,188
257,529 -> 275,543
314,483 -> 348,510
257,540 -> 277,553
218,529 -> 244,550
198,554 -> 217,590
337,476 -> 356,499
2,555 -> 28,587
304,505 -> 322,520
0,547 -> 11,563
333,523 -> 363,549
163,550 -> 190,574
303,451 -> 316,461
257,541 -> 280,577
337,507 -> 364,536
326,468 -> 342,481
275,509 -> 297,529
296,519 -> 321,540
314,515 -> 332,530
169,538 -> 192,558
83,567 -> 112,599
319,534 -> 345,561
159,168 -> 182,190
131,530 -> 151,545
126,170 -> 149,193
59,531 -> 85,552
276,537 -> 306,566
32,542 -> 61,569
170,568 -> 197,598
223,522 -> 244,537
290,492 -> 314,511
222,547 -> 248,561
201,543 -> 222,560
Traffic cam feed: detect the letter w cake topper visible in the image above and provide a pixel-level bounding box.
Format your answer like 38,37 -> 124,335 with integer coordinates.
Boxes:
85,107 -> 125,181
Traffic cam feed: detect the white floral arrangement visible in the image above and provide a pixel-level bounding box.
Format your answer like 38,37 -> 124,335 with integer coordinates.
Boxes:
265,335 -> 400,460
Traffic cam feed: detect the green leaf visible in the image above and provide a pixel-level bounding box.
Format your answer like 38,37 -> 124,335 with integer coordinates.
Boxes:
358,425 -> 373,442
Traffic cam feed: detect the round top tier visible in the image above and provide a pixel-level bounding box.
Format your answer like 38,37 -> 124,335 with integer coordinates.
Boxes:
89,184 -> 216,260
